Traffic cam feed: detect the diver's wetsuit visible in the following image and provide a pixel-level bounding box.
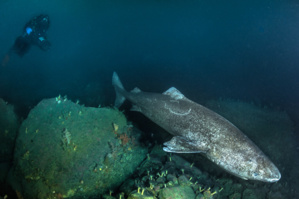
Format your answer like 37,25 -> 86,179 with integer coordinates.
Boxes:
12,14 -> 51,56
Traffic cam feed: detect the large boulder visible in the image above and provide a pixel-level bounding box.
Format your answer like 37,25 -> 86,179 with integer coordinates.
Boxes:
12,97 -> 148,199
0,98 -> 19,162
0,98 -> 19,186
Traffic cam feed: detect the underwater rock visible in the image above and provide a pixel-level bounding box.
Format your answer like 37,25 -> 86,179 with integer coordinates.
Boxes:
242,188 -> 265,199
12,98 -> 148,199
128,190 -> 154,199
125,145 -> 224,199
0,98 -> 19,198
0,98 -> 19,162
119,178 -> 136,195
160,185 -> 195,199
229,192 -> 241,199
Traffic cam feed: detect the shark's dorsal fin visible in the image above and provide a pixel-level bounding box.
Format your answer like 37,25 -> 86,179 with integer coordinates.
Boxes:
131,87 -> 141,93
163,87 -> 185,100
163,136 -> 207,153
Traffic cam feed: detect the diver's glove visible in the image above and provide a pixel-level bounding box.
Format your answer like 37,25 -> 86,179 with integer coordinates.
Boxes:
38,37 -> 51,51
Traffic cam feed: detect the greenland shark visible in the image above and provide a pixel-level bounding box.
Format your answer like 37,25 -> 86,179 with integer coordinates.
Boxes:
112,72 -> 281,182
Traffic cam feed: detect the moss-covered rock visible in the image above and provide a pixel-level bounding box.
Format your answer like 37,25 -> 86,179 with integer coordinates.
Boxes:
12,98 -> 147,199
160,185 -> 195,199
0,98 -> 19,162
128,190 -> 155,199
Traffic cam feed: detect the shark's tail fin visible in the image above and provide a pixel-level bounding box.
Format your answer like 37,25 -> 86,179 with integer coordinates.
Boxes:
112,72 -> 126,108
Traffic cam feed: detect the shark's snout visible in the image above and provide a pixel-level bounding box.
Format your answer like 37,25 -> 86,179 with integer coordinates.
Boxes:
265,166 -> 281,182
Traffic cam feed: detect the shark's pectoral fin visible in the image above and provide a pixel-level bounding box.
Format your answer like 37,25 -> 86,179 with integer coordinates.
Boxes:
163,136 -> 207,153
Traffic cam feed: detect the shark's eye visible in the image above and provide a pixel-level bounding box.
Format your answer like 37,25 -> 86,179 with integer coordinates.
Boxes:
253,172 -> 259,177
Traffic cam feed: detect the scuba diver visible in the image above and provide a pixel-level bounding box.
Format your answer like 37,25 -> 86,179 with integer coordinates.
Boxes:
2,14 -> 51,66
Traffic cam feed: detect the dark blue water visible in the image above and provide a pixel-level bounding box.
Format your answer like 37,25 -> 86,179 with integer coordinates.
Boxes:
0,1 -> 298,145
1,0 -> 298,117
0,0 -> 298,141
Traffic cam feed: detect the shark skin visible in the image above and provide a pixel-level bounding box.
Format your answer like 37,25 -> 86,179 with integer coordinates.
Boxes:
112,72 -> 281,182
